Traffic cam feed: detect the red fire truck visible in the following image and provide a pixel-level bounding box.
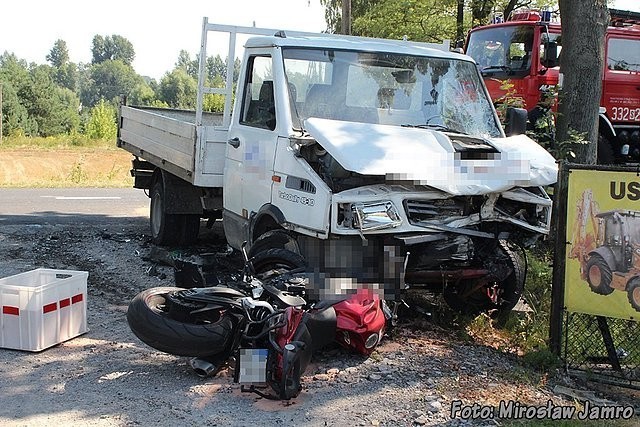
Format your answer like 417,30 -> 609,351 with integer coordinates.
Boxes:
465,8 -> 640,164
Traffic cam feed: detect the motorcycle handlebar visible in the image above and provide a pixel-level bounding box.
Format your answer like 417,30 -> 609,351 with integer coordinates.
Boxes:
241,297 -> 275,314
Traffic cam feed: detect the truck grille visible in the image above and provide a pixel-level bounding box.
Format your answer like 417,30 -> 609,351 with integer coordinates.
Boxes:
404,198 -> 467,223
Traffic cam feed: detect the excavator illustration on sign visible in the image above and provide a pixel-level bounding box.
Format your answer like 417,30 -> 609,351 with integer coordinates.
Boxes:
569,189 -> 640,313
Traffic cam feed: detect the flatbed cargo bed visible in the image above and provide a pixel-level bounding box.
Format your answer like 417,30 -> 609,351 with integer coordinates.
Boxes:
118,105 -> 225,186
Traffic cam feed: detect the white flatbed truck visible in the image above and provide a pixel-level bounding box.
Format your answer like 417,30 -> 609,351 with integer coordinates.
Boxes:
118,19 -> 557,314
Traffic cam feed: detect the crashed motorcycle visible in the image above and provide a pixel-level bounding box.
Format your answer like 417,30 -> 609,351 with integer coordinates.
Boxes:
126,248 -> 389,400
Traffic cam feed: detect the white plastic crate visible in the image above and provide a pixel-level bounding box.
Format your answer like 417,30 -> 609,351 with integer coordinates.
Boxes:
0,269 -> 88,352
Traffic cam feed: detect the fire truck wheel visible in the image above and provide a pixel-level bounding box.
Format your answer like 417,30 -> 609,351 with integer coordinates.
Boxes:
627,279 -> 640,313
586,254 -> 614,295
597,133 -> 615,165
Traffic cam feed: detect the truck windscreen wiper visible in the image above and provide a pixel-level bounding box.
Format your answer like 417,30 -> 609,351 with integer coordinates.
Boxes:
480,65 -> 513,76
402,123 -> 468,135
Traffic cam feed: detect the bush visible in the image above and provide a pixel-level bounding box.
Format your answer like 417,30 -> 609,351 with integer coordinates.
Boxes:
85,99 -> 117,139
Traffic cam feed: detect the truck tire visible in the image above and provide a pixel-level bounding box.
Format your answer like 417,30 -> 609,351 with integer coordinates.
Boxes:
586,254 -> 614,295
249,248 -> 307,279
597,133 -> 616,165
248,229 -> 301,259
127,287 -> 235,357
443,241 -> 525,318
150,180 -> 200,246
180,215 -> 201,246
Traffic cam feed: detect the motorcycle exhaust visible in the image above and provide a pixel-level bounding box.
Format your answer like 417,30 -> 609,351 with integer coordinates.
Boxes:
189,357 -> 219,378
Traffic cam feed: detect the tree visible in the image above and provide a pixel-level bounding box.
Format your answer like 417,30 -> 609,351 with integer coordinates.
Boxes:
82,59 -> 142,107
54,62 -> 79,92
128,81 -> 154,106
158,68 -> 197,109
19,64 -> 80,136
91,35 -> 135,66
556,0 -> 609,164
352,0 -> 458,43
46,39 -> 70,68
207,54 -> 227,81
175,50 -> 198,78
0,52 -> 34,135
323,0 -> 557,41
320,0 -> 382,33
46,39 -> 78,92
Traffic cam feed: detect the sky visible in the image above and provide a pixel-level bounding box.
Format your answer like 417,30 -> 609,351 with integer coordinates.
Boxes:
1,0 -> 638,80
0,0 -> 328,80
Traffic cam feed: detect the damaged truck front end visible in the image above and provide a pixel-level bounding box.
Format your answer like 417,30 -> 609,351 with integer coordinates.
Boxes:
280,42 -> 557,316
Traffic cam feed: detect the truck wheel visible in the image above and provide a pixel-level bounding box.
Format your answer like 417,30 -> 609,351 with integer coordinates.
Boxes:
443,241 -> 525,318
248,229 -> 300,259
150,180 -> 181,246
179,214 -> 201,246
627,279 -> 640,313
249,248 -> 307,279
586,254 -> 614,295
150,180 -> 200,246
597,133 -> 615,164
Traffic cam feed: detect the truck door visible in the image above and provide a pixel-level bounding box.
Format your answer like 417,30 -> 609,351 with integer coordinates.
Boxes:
224,53 -> 279,222
603,35 -> 640,127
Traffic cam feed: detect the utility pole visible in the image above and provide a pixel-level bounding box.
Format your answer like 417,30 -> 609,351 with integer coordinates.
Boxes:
341,0 -> 352,35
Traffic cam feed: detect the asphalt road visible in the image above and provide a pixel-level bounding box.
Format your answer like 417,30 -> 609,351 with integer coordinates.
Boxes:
0,188 -> 150,225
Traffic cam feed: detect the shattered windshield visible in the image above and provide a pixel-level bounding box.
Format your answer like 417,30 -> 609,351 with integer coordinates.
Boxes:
282,48 -> 502,138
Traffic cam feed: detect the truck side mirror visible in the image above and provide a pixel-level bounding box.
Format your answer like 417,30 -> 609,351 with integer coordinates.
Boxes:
504,107 -> 528,136
541,41 -> 558,68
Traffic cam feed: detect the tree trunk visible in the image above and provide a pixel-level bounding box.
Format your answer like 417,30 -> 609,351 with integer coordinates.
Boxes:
503,0 -> 518,20
556,0 -> 609,164
456,0 -> 465,42
341,0 -> 352,35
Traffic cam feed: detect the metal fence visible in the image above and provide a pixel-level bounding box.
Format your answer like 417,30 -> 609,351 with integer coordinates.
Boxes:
561,312 -> 640,389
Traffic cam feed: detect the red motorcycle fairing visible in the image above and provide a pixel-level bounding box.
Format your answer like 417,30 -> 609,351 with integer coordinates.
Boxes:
270,307 -> 309,399
333,288 -> 386,355
272,305 -> 338,399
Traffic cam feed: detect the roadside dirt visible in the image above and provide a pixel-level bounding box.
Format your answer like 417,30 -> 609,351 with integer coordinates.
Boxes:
0,219 -> 638,426
0,149 -> 132,187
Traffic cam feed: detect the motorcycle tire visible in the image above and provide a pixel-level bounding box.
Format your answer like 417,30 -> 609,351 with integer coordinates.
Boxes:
127,287 -> 235,357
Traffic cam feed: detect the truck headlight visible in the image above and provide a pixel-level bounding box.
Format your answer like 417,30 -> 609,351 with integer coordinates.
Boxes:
352,201 -> 402,231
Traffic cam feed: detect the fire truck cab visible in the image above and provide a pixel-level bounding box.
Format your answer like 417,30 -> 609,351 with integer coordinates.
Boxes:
465,8 -> 640,164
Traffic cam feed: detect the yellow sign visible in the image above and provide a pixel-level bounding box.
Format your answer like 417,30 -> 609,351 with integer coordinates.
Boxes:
564,169 -> 640,321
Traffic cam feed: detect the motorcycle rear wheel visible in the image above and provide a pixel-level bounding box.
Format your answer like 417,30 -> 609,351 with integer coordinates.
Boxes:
127,287 -> 235,357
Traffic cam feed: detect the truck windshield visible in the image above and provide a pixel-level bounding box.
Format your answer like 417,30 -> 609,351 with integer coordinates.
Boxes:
466,26 -> 534,78
282,48 -> 502,138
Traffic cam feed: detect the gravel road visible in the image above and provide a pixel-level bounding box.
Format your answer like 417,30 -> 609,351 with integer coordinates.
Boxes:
0,219 -> 637,426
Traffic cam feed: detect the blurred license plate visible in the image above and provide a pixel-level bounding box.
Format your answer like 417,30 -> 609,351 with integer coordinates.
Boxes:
237,348 -> 268,384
